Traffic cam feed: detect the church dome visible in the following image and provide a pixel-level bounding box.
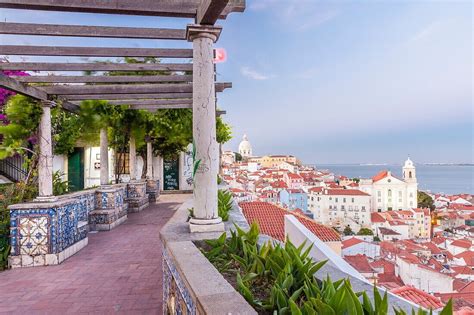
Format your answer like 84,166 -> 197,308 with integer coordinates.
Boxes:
238,134 -> 252,157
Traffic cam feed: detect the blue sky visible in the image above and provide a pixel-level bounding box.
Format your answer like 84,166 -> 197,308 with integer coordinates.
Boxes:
1,0 -> 472,164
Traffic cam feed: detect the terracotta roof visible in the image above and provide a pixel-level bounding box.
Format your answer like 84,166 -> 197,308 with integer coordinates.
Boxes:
451,239 -> 472,249
372,170 -> 389,182
239,201 -> 341,242
378,227 -> 401,236
326,189 -> 370,196
371,212 -> 386,223
344,254 -> 375,273
391,286 -> 444,309
342,237 -> 365,249
455,250 -> 474,266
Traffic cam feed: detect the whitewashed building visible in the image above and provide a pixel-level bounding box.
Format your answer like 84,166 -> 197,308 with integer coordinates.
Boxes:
308,188 -> 372,226
359,158 -> 418,212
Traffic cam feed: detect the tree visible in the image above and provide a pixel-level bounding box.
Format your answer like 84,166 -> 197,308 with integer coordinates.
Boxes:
343,225 -> 354,236
373,235 -> 381,242
357,227 -> 374,236
417,191 -> 435,211
235,152 -> 243,162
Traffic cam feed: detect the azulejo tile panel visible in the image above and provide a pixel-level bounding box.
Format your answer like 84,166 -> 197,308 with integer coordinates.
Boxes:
163,247 -> 196,315
18,216 -> 50,255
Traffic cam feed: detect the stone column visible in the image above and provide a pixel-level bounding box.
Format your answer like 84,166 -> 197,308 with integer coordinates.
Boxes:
146,140 -> 153,179
35,100 -> 55,201
99,128 -> 109,186
129,135 -> 136,181
187,25 -> 224,232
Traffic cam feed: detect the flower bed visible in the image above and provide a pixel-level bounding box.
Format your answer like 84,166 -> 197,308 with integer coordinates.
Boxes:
197,223 -> 453,315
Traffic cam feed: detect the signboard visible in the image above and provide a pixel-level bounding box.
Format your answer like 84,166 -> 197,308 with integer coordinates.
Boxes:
163,158 -> 179,190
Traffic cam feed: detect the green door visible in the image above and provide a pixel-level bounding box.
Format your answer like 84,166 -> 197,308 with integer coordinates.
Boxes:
163,158 -> 179,190
68,148 -> 84,192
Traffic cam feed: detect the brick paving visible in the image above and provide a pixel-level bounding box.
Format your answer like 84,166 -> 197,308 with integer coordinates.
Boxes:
0,194 -> 189,314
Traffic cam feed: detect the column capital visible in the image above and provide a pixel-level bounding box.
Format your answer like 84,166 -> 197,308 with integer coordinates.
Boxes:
40,100 -> 56,108
186,24 -> 222,43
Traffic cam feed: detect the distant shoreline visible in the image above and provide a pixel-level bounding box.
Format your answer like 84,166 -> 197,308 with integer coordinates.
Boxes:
308,163 -> 474,167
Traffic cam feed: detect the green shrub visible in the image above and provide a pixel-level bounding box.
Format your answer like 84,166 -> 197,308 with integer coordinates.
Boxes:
218,189 -> 233,221
200,223 -> 453,314
52,171 -> 69,196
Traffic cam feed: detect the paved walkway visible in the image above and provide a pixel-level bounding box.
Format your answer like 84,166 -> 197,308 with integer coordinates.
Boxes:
0,194 -> 189,314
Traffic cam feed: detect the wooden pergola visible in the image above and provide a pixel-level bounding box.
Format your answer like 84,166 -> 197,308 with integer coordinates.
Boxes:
0,0 -> 245,233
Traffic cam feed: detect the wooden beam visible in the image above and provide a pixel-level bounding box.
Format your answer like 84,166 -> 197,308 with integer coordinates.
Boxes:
0,45 -> 193,58
61,93 -> 193,101
71,99 -> 193,106
0,0 -> 245,19
130,104 -> 192,110
197,0 -> 229,25
0,73 -> 48,100
0,62 -> 193,72
12,75 -> 193,84
38,82 -> 231,95
0,22 -> 186,40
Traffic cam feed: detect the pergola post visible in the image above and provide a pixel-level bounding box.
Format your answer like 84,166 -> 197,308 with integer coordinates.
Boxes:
34,100 -> 56,201
129,135 -> 137,181
187,24 -> 224,233
99,128 -> 109,186
146,140 -> 153,179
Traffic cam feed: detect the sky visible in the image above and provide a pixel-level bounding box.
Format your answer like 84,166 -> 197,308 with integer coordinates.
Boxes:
0,0 -> 473,164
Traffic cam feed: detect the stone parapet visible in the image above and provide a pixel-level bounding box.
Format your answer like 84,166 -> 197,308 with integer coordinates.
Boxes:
89,184 -> 127,231
8,190 -> 96,268
126,180 -> 149,213
146,179 -> 160,203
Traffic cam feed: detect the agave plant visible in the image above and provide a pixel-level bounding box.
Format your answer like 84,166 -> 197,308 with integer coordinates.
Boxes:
218,189 -> 233,221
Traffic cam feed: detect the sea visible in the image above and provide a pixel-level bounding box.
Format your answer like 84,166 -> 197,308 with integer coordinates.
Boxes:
314,164 -> 474,195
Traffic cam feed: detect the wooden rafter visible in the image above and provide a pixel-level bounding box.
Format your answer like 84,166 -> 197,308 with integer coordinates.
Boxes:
0,62 -> 193,72
0,0 -> 245,20
197,0 -> 230,25
38,82 -> 232,95
0,46 -> 193,58
71,99 -> 193,106
11,75 -> 193,84
0,22 -> 186,40
59,93 -> 193,101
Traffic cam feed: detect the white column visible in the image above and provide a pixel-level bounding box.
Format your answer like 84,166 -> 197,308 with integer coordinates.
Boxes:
129,135 -> 137,181
36,100 -> 55,200
99,128 -> 109,186
187,25 -> 224,232
146,141 -> 153,179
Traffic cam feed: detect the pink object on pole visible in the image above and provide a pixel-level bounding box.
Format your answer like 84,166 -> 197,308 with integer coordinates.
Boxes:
214,48 -> 227,63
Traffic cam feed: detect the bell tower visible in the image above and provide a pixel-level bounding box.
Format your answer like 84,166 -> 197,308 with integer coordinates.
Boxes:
403,157 -> 416,183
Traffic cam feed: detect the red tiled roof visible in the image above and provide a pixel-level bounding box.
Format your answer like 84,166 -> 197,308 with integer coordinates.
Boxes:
372,170 -> 389,182
391,286 -> 444,309
455,250 -> 474,266
371,212 -> 386,223
325,189 -> 370,196
239,201 -> 341,242
342,237 -> 364,249
451,239 -> 472,249
378,227 -> 401,236
344,254 -> 375,273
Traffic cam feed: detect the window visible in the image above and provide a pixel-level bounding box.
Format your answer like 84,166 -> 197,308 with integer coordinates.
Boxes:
388,189 -> 392,197
343,198 -> 346,203
352,198 -> 355,203
355,206 -> 359,210
115,152 -> 130,174
329,205 -> 332,209
377,191 -> 381,197
361,206 -> 366,211
335,198 -> 338,203
341,205 -> 345,210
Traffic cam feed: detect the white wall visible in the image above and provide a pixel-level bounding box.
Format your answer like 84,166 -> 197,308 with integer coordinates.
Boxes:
284,215 -> 367,283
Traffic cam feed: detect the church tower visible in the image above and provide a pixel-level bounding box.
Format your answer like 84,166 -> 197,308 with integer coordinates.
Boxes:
403,157 -> 417,183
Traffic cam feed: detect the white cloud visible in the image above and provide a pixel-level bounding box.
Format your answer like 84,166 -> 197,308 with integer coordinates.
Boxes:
240,66 -> 274,80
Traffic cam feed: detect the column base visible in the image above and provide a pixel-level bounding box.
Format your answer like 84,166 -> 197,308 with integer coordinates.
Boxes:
9,237 -> 88,268
33,195 -> 58,202
89,209 -> 127,231
189,217 -> 224,233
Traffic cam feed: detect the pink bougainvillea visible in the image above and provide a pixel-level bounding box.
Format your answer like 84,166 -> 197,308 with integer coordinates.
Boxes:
0,70 -> 30,106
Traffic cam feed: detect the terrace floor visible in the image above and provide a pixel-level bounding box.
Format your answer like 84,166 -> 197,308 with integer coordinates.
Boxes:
0,193 -> 190,314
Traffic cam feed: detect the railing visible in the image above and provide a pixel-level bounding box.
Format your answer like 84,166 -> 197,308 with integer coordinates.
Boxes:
0,155 -> 27,182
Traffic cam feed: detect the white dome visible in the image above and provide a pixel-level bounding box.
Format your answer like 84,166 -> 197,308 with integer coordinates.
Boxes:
404,157 -> 414,168
238,134 -> 252,157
